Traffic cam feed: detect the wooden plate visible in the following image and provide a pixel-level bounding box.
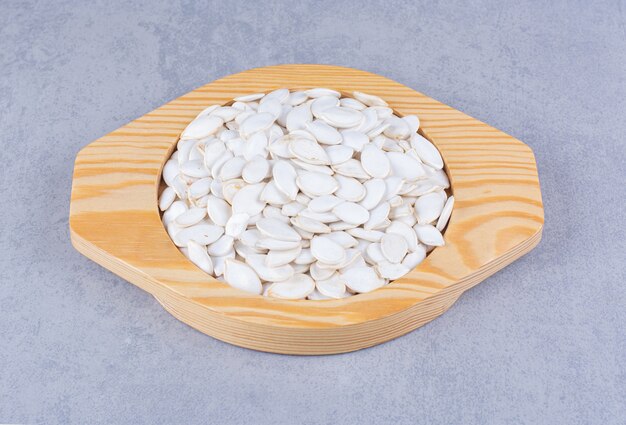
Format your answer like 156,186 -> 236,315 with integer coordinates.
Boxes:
70,64 -> 544,355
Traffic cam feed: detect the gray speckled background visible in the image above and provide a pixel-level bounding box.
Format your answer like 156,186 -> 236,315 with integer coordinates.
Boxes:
1,0 -> 625,424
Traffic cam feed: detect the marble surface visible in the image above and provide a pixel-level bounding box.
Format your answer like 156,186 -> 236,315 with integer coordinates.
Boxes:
1,1 -> 624,423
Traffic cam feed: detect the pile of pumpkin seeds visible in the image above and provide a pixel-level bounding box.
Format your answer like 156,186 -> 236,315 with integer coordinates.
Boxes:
160,88 -> 454,299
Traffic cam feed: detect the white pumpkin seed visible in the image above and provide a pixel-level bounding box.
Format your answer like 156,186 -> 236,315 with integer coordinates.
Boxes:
310,236 -> 347,265
290,159 -> 334,175
340,97 -> 366,110
316,274 -> 347,299
298,209 -> 339,223
162,200 -> 187,225
212,250 -> 235,277
415,192 -> 446,224
224,259 -> 262,294
281,201 -> 306,216
383,116 -> 410,139
289,138 -> 330,165
361,144 -> 391,178
294,248 -> 315,265
240,229 -> 262,247
203,140 -> 227,169
308,195 -> 344,213
364,202 -> 390,230
334,175 -> 366,202
207,196 -> 231,226
353,91 -> 388,107
288,91 -> 308,105
436,196 -> 454,231
387,152 -> 425,181
181,115 -> 224,140
196,104 -> 220,118
296,171 -> 338,196
340,130 -> 369,152
307,289 -> 332,300
333,202 -> 369,225
210,106 -> 241,122
188,177 -> 212,199
366,243 -> 386,264
159,187 -> 176,211
291,215 -> 331,234
262,205 -> 290,223
346,227 -> 384,242
341,267 -> 385,293
210,151 -> 233,179
380,233 -> 408,263
402,246 -> 427,269
219,156 -> 246,181
261,88 -> 290,104
175,207 -> 207,227
242,155 -> 269,184
328,221 -> 355,231
208,235 -> 235,257
386,220 -> 418,252
325,231 -> 358,248
272,160 -> 298,199
413,224 -> 445,246
243,131 -> 268,161
376,262 -> 410,280
310,262 -> 337,280
403,115 -> 420,134
319,107 -> 363,128
231,183 -> 266,215
306,88 -> 341,98
225,213 -> 250,238
332,159 -> 369,179
180,159 -> 210,178
266,274 -> 315,299
173,224 -> 223,247
221,179 -> 245,204
187,240 -> 214,274
325,145 -> 354,164
258,98 -> 282,119
239,113 -> 276,138
256,238 -> 301,251
286,103 -> 312,132
256,217 -> 301,242
358,178 -> 386,210
162,159 -> 180,186
233,93 -> 264,102
260,181 -> 291,205
306,120 -> 342,145
266,246 -> 302,267
246,254 -> 295,282
311,96 -> 340,118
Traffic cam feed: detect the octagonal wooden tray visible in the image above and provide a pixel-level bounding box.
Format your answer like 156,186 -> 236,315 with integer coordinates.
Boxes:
70,64 -> 544,355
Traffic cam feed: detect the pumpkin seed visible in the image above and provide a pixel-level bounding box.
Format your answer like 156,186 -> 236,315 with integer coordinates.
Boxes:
159,187 -> 176,211
224,259 -> 262,294
341,266 -> 385,293
181,115 -> 224,140
413,224 -> 445,246
296,171 -> 338,196
175,207 -> 207,227
187,240 -> 214,275
333,202 -> 369,225
380,233 -> 408,263
266,274 -> 315,299
162,89 -> 452,299
436,196 -> 455,231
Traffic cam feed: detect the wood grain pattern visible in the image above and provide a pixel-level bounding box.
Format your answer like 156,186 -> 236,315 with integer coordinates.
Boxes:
70,64 -> 544,354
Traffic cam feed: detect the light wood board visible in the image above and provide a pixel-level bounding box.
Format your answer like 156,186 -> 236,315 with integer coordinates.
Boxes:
70,64 -> 544,354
